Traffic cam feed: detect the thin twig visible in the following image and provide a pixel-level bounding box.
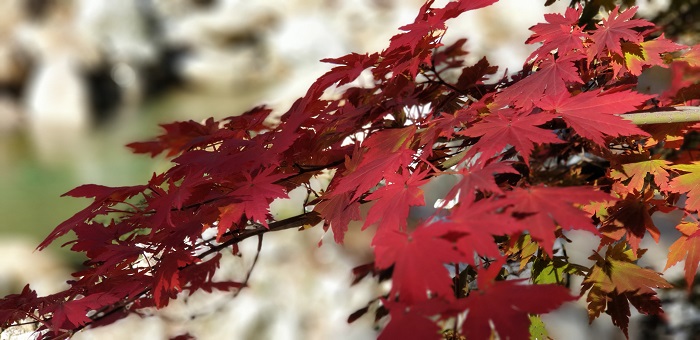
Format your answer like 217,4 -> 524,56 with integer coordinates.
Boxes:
233,234 -> 264,298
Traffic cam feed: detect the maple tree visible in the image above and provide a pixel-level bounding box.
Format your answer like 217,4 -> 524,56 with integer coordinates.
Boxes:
4,0 -> 700,339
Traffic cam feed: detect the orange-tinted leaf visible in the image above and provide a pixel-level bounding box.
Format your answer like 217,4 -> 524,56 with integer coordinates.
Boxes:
582,243 -> 672,337
623,34 -> 684,75
664,221 -> 700,290
610,159 -> 672,194
678,44 -> 700,67
669,162 -> 700,212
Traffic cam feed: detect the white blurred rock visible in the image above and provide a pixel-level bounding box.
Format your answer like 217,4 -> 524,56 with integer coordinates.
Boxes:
0,0 -> 26,85
0,323 -> 38,340
0,96 -> 22,132
177,45 -> 276,91
0,238 -> 69,297
445,0 -> 569,74
636,0 -> 672,17
15,2 -> 99,163
72,314 -> 167,340
75,0 -> 157,65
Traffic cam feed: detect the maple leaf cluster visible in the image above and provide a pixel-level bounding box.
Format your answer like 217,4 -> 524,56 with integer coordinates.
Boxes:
4,0 -> 700,339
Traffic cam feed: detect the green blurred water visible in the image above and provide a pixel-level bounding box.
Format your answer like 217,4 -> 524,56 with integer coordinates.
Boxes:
0,88 -> 264,265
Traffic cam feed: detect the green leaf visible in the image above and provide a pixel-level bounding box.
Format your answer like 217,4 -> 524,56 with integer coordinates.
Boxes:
533,258 -> 567,285
529,315 -> 549,340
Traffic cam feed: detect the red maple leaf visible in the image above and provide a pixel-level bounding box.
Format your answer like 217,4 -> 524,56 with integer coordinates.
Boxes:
387,0 -> 498,54
537,90 -> 652,145
217,167 -> 288,237
455,56 -> 499,91
140,172 -> 208,229
378,300 -> 444,340
420,107 -> 477,148
223,105 -> 274,135
526,6 -> 586,61
389,20 -> 435,55
493,53 -> 583,110
127,118 -> 224,157
180,253 -> 243,293
624,34 -> 684,75
152,251 -> 199,307
500,186 -> 613,256
460,108 -> 561,164
443,161 -> 519,204
5,2 -> 696,339
376,0 -> 498,79
440,199 -> 527,261
332,126 -> 417,201
0,285 -> 40,328
462,259 -> 576,340
433,0 -> 499,23
314,191 -> 361,243
314,52 -> 379,90
46,292 -> 121,330
363,169 -> 430,231
372,223 -> 463,303
38,183 -> 147,250
86,243 -> 144,277
590,6 -> 654,59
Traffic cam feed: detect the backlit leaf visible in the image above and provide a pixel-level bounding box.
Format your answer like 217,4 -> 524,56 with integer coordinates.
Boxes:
664,221 -> 700,290
669,162 -> 700,212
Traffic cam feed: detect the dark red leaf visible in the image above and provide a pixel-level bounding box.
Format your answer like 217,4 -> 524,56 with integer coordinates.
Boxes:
460,108 -> 561,165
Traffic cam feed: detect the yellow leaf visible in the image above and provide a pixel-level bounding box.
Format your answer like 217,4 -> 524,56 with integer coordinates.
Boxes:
670,162 -> 700,212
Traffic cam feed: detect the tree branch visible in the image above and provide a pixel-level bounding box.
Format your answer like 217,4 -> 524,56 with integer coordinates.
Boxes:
621,106 -> 700,125
37,212 -> 323,339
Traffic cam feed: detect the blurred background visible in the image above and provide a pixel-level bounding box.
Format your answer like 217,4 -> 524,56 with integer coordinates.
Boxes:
1,0 -> 694,339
